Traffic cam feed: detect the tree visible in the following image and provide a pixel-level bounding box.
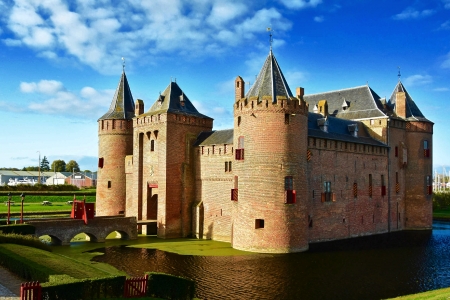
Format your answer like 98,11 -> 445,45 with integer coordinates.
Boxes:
51,160 -> 66,172
22,166 -> 39,171
66,160 -> 80,172
40,156 -> 50,171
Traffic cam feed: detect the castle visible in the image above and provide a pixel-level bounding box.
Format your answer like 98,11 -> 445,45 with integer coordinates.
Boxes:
96,50 -> 433,253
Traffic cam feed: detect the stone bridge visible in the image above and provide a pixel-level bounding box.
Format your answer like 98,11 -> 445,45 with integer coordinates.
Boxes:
27,216 -> 137,245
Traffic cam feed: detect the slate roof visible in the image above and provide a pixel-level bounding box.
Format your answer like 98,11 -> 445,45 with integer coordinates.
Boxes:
308,113 -> 387,147
246,50 -> 293,103
194,129 -> 234,146
304,85 -> 389,120
142,81 -> 212,119
387,81 -> 431,122
99,71 -> 135,120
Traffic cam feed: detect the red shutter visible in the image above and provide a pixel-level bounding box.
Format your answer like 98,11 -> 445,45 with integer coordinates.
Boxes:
381,186 -> 386,196
231,189 -> 238,201
285,190 -> 296,204
427,185 -> 432,195
321,193 -> 326,202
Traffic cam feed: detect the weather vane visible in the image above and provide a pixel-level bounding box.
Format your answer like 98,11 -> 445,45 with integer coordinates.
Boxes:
397,66 -> 401,82
267,27 -> 273,51
122,57 -> 125,72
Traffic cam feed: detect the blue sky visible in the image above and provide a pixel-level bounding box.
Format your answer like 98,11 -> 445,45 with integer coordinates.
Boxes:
0,0 -> 449,172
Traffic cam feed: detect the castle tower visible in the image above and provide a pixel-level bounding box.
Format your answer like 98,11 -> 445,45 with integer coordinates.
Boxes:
97,71 -> 135,216
129,81 -> 213,237
389,82 -> 433,229
231,50 -> 309,253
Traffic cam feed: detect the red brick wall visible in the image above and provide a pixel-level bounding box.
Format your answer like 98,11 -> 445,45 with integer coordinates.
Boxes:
404,121 -> 433,229
195,144 -> 234,242
307,138 -> 389,242
232,97 -> 310,253
97,119 -> 133,216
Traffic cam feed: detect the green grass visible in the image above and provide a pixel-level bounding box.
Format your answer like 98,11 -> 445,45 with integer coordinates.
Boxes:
433,207 -> 450,219
0,202 -> 73,214
389,287 -> 450,299
0,243 -> 122,279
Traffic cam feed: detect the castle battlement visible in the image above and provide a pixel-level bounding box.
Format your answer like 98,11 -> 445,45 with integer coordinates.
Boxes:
98,119 -> 133,135
234,96 -> 308,116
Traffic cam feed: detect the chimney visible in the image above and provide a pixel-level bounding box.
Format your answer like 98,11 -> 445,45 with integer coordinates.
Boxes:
135,99 -> 144,116
318,100 -> 328,117
235,76 -> 245,102
296,87 -> 304,99
396,91 -> 407,118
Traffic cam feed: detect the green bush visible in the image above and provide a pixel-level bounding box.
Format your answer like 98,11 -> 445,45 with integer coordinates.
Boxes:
147,272 -> 195,300
0,232 -> 50,251
41,275 -> 126,300
433,192 -> 450,210
0,245 -> 53,281
0,224 -> 35,235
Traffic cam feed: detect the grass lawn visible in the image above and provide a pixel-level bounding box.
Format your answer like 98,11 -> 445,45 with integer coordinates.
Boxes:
0,243 -> 123,278
433,208 -> 450,220
389,287 -> 450,299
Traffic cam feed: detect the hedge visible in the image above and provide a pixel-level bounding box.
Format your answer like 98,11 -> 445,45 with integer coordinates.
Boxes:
0,224 -> 35,235
0,184 -> 81,192
433,192 -> 450,210
41,275 -> 126,300
0,245 -> 53,281
0,232 -> 50,251
147,272 -> 195,300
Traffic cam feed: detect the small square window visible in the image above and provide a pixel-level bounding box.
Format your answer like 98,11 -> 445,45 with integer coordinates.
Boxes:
255,219 -> 264,229
108,181 -> 111,189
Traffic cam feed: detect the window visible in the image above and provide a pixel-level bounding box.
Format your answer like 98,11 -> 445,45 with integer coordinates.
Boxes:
369,174 -> 373,198
228,161 -> 232,172
238,116 -> 241,126
107,181 -> 111,189
212,145 -> 215,154
201,146 -> 204,154
236,136 -> 245,160
285,114 -> 290,125
321,181 -> 335,202
225,162 -> 228,172
98,157 -> 104,168
225,161 -> 232,172
426,175 -> 432,195
231,176 -> 238,201
381,175 -> 386,196
150,140 -> 155,152
424,140 -> 430,158
396,172 -> 400,194
285,176 -> 296,204
255,219 -> 265,229
395,146 -> 398,157
353,182 -> 358,198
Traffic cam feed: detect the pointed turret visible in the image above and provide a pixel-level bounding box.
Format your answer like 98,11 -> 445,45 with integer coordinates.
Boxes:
389,81 -> 430,122
246,50 -> 293,103
96,71 -> 135,217
99,71 -> 135,120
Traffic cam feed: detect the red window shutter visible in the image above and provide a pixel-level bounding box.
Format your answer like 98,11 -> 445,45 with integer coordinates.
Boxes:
427,185 -> 432,195
424,149 -> 430,158
98,157 -> 104,168
285,190 -> 296,204
231,189 -> 238,201
321,193 -> 326,203
381,186 -> 386,196
331,193 -> 336,202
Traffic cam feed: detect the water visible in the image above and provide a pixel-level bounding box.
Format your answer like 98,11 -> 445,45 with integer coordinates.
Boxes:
91,222 -> 450,300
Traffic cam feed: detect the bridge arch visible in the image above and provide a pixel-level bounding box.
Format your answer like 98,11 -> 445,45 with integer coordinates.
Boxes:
39,234 -> 63,246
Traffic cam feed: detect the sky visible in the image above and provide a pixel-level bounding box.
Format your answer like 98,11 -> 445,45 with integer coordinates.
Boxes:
0,0 -> 449,172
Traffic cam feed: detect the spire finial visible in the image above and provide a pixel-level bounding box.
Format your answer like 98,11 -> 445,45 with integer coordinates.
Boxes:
397,66 -> 401,82
267,27 -> 273,51
122,57 -> 125,72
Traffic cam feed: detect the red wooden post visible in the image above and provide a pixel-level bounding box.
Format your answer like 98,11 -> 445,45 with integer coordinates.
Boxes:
6,192 -> 11,225
20,193 -> 25,224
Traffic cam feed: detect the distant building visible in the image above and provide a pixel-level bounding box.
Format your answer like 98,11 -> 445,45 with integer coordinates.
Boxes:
65,172 -> 97,188
0,170 -> 51,185
96,50 -> 433,253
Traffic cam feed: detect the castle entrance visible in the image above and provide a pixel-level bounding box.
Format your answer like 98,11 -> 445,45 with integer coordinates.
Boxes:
142,183 -> 158,235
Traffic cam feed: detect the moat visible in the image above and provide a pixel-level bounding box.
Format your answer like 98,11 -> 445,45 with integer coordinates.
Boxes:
90,221 -> 450,300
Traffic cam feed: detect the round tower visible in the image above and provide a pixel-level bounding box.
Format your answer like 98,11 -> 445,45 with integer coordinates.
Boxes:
96,71 -> 135,216
231,51 -> 309,253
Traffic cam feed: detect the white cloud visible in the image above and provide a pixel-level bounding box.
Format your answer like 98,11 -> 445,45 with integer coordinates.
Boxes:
440,20 -> 450,30
433,87 -> 449,92
314,16 -> 324,22
16,79 -> 114,118
2,0 -> 292,74
279,0 -> 322,10
443,0 -> 450,9
285,71 -> 308,87
442,52 -> 450,69
393,7 -> 435,20
403,74 -> 432,86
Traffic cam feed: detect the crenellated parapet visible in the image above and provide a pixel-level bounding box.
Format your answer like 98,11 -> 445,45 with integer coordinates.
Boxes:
234,95 -> 308,117
98,119 -> 133,135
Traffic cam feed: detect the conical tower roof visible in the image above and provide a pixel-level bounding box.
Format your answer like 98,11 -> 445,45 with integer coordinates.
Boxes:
246,50 -> 293,103
388,81 -> 430,122
99,71 -> 135,120
144,81 -> 211,119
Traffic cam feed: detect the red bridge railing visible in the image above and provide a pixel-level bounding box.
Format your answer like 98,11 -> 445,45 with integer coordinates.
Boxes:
20,281 -> 41,300
123,274 -> 148,298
